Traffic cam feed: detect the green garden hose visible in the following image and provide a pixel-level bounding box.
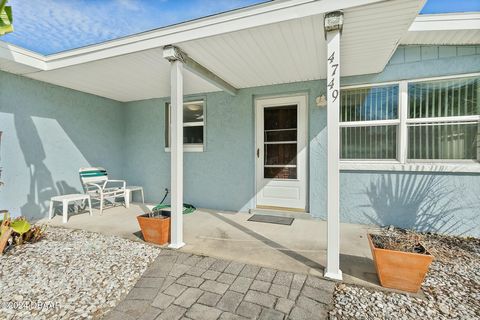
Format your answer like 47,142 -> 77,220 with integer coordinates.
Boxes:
152,189 -> 196,214
152,203 -> 196,215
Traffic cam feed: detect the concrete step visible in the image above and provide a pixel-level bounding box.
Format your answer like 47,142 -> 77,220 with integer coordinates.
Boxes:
248,208 -> 313,220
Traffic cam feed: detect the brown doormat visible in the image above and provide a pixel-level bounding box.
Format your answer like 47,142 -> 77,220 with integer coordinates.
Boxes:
247,214 -> 294,226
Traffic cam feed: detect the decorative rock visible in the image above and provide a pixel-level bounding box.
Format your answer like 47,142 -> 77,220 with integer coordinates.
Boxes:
438,303 -> 449,315
0,227 -> 160,320
330,230 -> 479,320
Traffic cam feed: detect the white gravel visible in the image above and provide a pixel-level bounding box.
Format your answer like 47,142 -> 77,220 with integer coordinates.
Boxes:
0,227 -> 160,320
330,232 -> 480,320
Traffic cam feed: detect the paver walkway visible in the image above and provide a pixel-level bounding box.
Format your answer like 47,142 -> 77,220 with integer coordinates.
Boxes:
104,250 -> 335,320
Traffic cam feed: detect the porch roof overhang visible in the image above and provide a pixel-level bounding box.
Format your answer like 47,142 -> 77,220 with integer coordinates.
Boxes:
401,12 -> 480,45
0,0 -> 426,102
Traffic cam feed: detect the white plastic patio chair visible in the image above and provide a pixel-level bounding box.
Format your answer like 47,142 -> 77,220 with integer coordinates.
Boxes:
79,167 -> 126,214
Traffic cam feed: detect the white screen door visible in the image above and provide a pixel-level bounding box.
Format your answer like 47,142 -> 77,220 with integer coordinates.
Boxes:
255,95 -> 307,210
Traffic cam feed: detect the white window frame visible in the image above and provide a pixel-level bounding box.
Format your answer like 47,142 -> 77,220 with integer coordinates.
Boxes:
339,82 -> 401,162
340,73 -> 480,173
165,100 -> 205,153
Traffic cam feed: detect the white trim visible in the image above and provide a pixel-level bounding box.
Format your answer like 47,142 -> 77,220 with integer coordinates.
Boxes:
165,145 -> 204,153
341,72 -> 480,90
324,270 -> 343,281
340,161 -> 480,173
398,81 -> 409,163
409,12 -> 480,32
339,119 -> 399,127
168,59 -> 185,249
341,80 -> 400,90
182,49 -> 238,96
407,72 -> 480,83
407,115 -> 480,124
0,0 -> 385,71
0,42 -> 46,71
339,73 -> 480,170
183,122 -> 204,127
254,93 -> 308,210
325,28 -> 342,281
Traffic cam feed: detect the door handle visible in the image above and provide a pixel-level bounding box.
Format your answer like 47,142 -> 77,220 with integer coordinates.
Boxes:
257,148 -> 260,158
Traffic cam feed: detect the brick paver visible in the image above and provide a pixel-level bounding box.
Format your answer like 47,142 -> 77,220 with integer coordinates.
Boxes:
104,250 -> 335,320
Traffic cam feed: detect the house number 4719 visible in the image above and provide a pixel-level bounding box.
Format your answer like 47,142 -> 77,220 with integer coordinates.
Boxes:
327,51 -> 339,102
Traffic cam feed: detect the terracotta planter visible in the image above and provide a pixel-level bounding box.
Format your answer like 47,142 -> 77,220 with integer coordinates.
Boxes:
0,228 -> 12,254
368,234 -> 434,293
137,214 -> 170,245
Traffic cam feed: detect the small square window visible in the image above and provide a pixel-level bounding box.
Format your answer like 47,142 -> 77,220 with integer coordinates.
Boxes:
165,100 -> 205,152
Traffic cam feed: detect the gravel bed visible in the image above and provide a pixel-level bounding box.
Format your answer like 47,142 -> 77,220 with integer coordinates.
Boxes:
0,227 -> 160,320
330,230 -> 480,320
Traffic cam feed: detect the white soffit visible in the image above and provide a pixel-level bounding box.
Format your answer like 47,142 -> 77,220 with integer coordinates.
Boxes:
0,0 -> 424,102
401,13 -> 480,45
179,0 -> 423,89
27,49 -> 220,102
0,42 -> 45,74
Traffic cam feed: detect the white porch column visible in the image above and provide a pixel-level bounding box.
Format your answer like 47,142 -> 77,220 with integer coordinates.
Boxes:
163,46 -> 185,249
324,11 -> 344,281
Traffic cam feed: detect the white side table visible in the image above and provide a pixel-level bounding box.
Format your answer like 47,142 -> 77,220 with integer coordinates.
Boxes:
48,194 -> 92,224
125,186 -> 145,208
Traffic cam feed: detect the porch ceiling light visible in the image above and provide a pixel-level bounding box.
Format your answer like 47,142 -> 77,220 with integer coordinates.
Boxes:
186,104 -> 202,111
324,10 -> 344,33
316,94 -> 327,107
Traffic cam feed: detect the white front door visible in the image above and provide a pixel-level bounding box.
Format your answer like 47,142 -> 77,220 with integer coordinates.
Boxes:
255,94 -> 308,211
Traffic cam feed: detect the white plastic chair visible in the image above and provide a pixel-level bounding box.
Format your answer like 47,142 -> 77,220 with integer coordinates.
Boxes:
79,167 -> 126,214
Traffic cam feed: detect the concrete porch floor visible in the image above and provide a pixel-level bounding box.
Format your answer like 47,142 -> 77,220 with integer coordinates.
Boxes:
39,203 -> 381,288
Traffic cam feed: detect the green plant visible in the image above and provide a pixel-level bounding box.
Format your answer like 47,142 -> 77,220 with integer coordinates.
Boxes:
0,211 -> 46,254
0,0 -> 13,36
11,218 -> 31,234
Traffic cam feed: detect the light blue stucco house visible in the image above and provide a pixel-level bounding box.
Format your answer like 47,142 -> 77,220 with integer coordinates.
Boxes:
0,0 -> 479,277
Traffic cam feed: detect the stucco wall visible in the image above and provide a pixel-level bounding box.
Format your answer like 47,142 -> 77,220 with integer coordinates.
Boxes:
339,45 -> 480,237
123,82 -> 327,215
1,45 -> 479,236
124,45 -> 480,237
0,71 -> 124,220
339,171 -> 480,236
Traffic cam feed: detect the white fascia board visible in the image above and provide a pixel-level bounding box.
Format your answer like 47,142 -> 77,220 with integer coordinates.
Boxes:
41,0 -> 385,70
0,41 -> 46,71
409,12 -> 480,31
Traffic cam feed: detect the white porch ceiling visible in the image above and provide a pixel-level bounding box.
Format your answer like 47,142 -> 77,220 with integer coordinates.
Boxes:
26,49 -> 220,102
181,0 -> 422,89
0,0 -> 425,102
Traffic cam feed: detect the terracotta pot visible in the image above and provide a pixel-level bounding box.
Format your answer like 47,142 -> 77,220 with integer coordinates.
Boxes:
137,214 -> 170,245
368,234 -> 434,293
0,228 -> 12,254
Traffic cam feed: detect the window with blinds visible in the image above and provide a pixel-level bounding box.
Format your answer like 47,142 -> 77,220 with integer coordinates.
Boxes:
340,85 -> 399,160
339,75 -> 480,164
407,76 -> 479,161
